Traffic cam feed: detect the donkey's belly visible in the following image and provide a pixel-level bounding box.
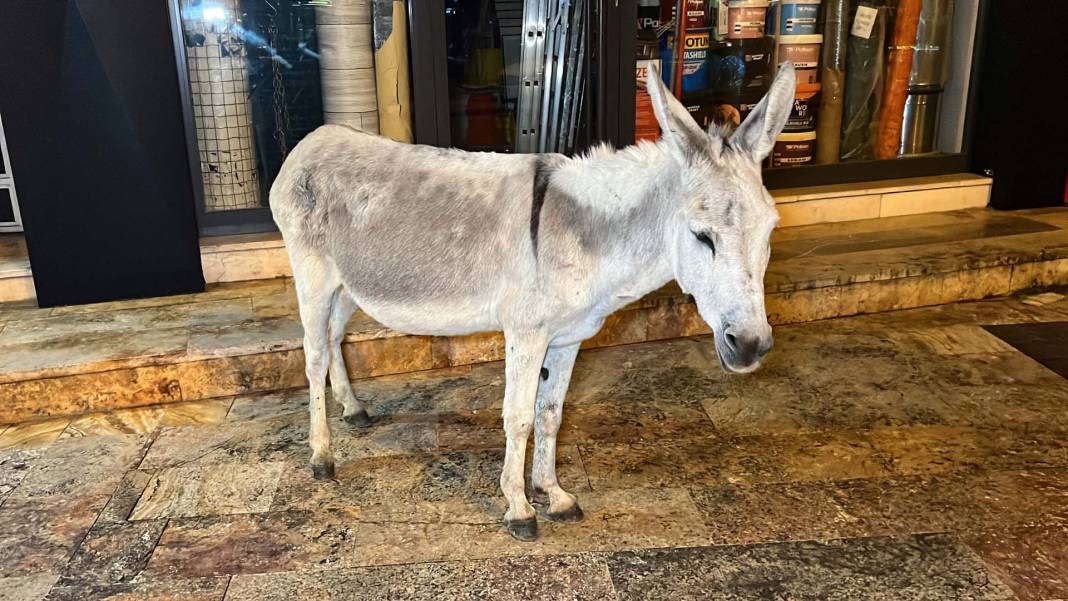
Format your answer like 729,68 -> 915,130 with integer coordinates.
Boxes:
350,293 -> 500,337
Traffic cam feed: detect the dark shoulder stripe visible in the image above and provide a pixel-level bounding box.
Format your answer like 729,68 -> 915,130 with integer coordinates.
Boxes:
530,158 -> 553,256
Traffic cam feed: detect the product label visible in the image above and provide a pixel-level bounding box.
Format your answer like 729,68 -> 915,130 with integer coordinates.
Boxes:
636,59 -> 661,84
851,5 -> 878,39
684,32 -> 711,50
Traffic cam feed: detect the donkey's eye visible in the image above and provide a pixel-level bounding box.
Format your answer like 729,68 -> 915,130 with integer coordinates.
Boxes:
694,231 -> 716,256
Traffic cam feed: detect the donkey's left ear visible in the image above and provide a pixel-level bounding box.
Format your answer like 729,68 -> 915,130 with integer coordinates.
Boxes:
732,62 -> 796,161
646,63 -> 708,158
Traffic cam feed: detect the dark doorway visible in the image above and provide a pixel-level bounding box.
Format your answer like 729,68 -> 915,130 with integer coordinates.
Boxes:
0,0 -> 205,307
970,1 -> 1068,209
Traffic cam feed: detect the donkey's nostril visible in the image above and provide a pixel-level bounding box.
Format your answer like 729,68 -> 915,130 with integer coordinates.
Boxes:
724,331 -> 739,351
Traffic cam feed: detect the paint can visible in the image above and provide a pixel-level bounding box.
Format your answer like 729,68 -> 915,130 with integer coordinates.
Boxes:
740,36 -> 774,90
726,0 -> 770,39
777,34 -> 822,89
778,0 -> 820,35
680,28 -> 713,93
770,130 -> 816,167
703,36 -> 772,98
784,85 -> 820,132
684,0 -> 711,28
776,34 -> 822,68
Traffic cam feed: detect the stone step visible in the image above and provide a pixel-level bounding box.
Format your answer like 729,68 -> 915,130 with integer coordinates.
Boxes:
1,207 -> 1065,424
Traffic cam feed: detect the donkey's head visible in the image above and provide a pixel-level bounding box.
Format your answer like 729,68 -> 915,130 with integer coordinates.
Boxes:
646,63 -> 795,374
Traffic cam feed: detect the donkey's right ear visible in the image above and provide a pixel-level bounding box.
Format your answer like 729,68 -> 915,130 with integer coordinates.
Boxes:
646,64 -> 707,158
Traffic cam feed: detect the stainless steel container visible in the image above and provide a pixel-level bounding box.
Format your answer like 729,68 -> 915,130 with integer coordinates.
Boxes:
899,91 -> 942,155
909,0 -> 955,88
900,0 -> 954,155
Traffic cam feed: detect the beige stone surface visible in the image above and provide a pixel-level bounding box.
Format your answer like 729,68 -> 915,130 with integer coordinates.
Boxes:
777,194 -> 882,227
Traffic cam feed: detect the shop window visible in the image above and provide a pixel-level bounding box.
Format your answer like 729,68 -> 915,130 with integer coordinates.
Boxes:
635,0 -> 967,170
176,0 -> 344,231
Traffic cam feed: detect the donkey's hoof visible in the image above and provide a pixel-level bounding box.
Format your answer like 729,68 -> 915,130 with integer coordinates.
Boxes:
547,503 -> 585,523
343,409 -> 372,428
311,462 -> 335,480
505,517 -> 539,542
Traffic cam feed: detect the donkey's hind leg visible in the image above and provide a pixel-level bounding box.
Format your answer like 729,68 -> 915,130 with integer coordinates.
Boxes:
293,255 -> 338,479
328,291 -> 371,427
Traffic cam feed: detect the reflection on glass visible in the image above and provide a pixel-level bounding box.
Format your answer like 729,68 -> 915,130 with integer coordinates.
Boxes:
445,0 -> 589,154
636,0 -> 957,168
179,0 -> 326,212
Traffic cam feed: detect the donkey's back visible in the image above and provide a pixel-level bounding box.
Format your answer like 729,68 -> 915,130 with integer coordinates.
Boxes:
271,125 -> 545,335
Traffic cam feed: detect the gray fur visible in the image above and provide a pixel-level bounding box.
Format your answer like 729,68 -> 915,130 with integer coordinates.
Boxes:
271,62 -> 796,540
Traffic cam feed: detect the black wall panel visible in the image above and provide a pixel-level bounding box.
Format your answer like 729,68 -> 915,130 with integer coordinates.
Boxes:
0,0 -> 204,307
970,1 -> 1068,209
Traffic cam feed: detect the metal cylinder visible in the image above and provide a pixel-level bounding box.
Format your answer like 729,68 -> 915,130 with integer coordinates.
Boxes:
909,0 -> 954,88
899,91 -> 941,155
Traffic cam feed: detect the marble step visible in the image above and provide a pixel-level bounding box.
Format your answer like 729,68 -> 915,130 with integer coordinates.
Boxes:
1,207 -> 1066,424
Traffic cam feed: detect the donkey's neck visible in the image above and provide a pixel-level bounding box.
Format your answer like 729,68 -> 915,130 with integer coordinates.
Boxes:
555,142 -> 683,306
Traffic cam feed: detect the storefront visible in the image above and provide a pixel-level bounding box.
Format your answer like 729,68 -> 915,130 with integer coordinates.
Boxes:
407,0 -> 981,185
0,1 -> 1064,307
168,0 -> 988,235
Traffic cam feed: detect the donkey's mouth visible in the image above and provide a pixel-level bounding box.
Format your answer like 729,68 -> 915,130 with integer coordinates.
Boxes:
716,346 -> 762,375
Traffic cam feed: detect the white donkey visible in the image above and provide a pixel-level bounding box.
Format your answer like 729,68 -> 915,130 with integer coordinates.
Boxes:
270,63 -> 795,541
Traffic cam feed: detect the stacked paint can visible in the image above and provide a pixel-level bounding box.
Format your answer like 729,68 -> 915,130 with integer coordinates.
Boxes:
770,1 -> 822,167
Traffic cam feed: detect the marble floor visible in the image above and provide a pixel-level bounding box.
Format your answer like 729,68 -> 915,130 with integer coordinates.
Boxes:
2,290 -> 1068,600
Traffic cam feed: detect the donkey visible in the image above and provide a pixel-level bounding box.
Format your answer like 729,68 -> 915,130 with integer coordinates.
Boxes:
270,62 -> 795,541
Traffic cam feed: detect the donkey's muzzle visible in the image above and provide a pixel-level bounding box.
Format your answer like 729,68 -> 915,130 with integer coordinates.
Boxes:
722,327 -> 773,371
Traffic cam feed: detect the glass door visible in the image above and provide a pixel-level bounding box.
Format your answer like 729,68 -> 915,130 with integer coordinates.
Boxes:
413,0 -> 600,155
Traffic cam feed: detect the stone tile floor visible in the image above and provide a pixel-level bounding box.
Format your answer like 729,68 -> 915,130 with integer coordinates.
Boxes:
2,290 -> 1068,600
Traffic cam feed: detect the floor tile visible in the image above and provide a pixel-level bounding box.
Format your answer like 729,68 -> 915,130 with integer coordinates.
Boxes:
225,388 -> 309,422
0,327 -> 190,384
147,488 -> 708,577
0,419 -> 69,451
0,493 -> 110,578
688,481 -> 877,545
0,446 -> 42,502
0,573 -> 59,601
130,462 -> 285,521
606,534 -> 1015,600
225,554 -> 616,601
57,520 -> 166,586
140,412 -> 444,471
689,467 -> 1068,547
8,434 -> 148,500
268,447 -> 589,523
97,470 -> 156,524
44,576 -> 229,601
770,212 -> 1056,261
186,316 -> 304,360
579,430 -> 891,490
867,425 -> 1068,477
62,399 -> 232,438
965,524 -> 1068,601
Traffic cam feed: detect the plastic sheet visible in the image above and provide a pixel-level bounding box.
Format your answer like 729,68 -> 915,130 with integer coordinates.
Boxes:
815,0 -> 848,163
840,1 -> 887,162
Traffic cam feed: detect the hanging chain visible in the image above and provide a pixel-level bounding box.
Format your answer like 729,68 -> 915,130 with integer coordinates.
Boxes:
267,16 -> 292,159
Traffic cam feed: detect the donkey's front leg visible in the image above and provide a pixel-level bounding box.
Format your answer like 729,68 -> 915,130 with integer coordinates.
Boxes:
500,330 -> 549,541
532,343 -> 584,522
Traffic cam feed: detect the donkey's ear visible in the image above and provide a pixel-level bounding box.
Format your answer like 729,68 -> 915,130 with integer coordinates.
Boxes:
732,61 -> 796,161
646,63 -> 707,156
